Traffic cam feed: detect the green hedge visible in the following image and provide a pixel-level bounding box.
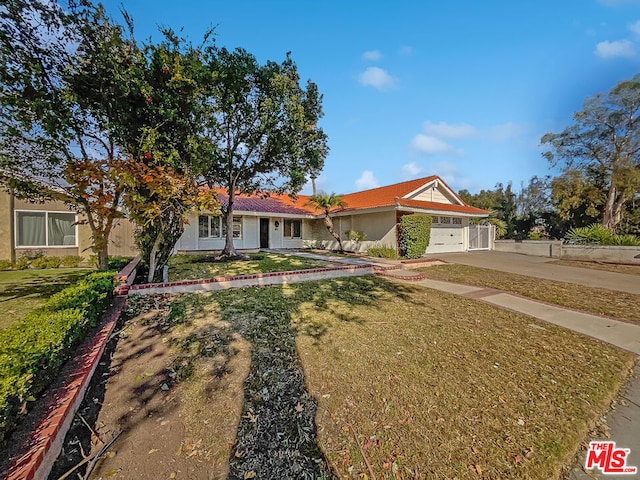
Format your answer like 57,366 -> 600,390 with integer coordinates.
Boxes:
0,271 -> 115,445
399,215 -> 432,259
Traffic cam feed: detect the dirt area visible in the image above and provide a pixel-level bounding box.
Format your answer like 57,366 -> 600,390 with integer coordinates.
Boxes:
49,292 -> 332,480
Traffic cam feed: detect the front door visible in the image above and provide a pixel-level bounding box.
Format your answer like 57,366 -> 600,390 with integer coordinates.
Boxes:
259,218 -> 269,249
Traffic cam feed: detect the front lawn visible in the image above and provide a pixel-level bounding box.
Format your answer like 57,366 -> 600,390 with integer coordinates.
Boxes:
552,259 -> 640,276
0,268 -> 92,330
168,252 -> 335,281
96,277 -> 633,479
417,264 -> 640,324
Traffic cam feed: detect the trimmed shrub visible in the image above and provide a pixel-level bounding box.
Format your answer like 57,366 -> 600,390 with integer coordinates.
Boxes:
0,271 -> 115,444
0,260 -> 12,271
399,215 -> 432,259
367,244 -> 397,259
108,256 -> 133,271
31,256 -> 62,269
60,255 -> 83,268
13,257 -> 30,270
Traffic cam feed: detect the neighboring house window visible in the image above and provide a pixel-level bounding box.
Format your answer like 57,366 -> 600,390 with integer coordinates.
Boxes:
432,216 -> 440,224
198,216 -> 209,238
452,217 -> 462,225
198,215 -> 242,239
16,211 -> 77,247
283,219 -> 301,238
440,216 -> 451,224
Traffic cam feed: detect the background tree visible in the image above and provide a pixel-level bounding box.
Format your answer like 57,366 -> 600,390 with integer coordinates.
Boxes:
306,192 -> 346,251
0,1 -> 132,269
459,182 -> 517,237
195,47 -> 328,260
542,74 -> 640,232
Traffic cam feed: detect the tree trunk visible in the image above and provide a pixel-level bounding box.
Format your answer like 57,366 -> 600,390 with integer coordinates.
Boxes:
602,182 -> 626,232
323,214 -> 343,252
219,190 -> 246,260
147,232 -> 162,283
92,231 -> 110,271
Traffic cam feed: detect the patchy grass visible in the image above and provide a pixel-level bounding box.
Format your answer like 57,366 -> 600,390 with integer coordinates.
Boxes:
168,252 -> 335,281
133,276 -> 632,479
552,259 -> 640,276
418,264 -> 640,324
0,268 -> 92,330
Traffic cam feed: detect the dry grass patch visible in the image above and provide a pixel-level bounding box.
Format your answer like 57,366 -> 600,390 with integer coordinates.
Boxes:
113,277 -> 632,479
292,277 -> 633,479
418,264 -> 640,324
552,259 -> 640,276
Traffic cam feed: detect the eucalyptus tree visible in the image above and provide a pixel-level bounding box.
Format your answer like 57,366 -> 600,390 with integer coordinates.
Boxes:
542,75 -> 640,232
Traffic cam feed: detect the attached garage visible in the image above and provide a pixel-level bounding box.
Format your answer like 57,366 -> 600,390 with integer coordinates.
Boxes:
425,216 -> 465,254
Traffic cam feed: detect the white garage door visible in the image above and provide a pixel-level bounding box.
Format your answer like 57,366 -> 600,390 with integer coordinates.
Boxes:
425,225 -> 464,254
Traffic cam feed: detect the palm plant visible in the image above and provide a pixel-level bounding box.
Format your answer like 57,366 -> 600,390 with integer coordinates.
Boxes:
306,192 -> 346,251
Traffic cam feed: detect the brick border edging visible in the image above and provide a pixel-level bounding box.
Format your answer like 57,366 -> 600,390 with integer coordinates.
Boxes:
374,271 -> 428,282
3,297 -> 126,480
2,256 -> 141,480
129,264 -> 374,294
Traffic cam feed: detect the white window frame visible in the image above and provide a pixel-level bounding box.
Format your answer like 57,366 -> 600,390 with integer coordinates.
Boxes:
198,215 -> 242,239
283,219 -> 302,239
14,210 -> 78,248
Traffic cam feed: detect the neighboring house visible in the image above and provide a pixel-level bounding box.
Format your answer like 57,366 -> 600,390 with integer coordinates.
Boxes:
177,176 -> 491,255
0,190 -> 137,262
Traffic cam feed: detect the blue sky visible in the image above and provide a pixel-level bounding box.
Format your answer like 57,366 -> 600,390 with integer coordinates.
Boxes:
101,0 -> 640,195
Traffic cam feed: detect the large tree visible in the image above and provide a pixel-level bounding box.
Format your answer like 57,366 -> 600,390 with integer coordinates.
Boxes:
0,1 -> 134,269
542,75 -> 640,232
195,47 -> 328,259
116,30 -> 217,282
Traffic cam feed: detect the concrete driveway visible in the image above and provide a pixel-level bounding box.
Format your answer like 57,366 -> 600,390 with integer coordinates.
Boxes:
433,251 -> 640,295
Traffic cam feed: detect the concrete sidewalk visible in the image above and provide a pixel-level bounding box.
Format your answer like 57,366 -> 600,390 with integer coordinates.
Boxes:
379,268 -> 640,479
434,251 -> 640,295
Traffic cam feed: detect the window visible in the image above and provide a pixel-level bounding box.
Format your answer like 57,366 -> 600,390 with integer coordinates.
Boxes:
198,216 -> 209,238
16,211 -> 77,247
284,219 -> 301,238
198,215 -> 241,239
440,216 -> 451,224
431,216 -> 440,224
452,217 -> 462,225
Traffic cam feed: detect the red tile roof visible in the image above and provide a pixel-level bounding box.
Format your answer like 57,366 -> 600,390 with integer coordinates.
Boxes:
205,176 -> 489,217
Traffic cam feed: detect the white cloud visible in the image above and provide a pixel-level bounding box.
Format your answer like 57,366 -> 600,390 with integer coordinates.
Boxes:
400,162 -> 424,179
409,120 -> 527,158
410,134 -> 456,155
630,20 -> 640,35
595,39 -> 636,58
355,170 -> 380,190
358,67 -> 397,91
422,121 -> 478,140
362,50 -> 381,61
